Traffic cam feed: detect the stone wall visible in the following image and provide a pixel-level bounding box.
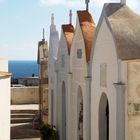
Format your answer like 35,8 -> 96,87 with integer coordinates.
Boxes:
127,61 -> 140,140
11,86 -> 39,104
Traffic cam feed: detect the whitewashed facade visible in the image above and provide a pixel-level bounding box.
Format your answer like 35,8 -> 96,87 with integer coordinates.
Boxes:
90,3 -> 140,140
69,11 -> 95,140
56,23 -> 74,140
48,2 -> 140,140
48,14 -> 59,127
0,59 -> 11,140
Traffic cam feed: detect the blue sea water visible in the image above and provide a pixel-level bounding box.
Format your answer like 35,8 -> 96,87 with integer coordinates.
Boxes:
9,61 -> 38,78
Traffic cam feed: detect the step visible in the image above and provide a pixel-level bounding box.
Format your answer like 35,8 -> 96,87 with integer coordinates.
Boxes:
11,118 -> 33,124
11,114 -> 36,118
11,110 -> 39,114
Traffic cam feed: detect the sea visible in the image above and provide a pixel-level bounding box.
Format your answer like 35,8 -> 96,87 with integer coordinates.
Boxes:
8,60 -> 38,78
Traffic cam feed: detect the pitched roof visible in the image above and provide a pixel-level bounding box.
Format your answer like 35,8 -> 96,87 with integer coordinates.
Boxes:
0,71 -> 11,77
62,24 -> 74,55
77,10 -> 96,62
104,3 -> 140,60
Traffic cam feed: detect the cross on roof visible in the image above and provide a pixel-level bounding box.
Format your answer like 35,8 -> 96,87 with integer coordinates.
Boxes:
69,10 -> 72,24
121,0 -> 126,4
43,28 -> 45,41
85,0 -> 89,11
51,13 -> 54,25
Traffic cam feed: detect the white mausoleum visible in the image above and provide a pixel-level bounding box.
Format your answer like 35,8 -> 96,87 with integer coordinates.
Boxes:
48,14 -> 59,127
90,2 -> 140,140
56,10 -> 74,140
48,1 -> 140,140
69,10 -> 95,140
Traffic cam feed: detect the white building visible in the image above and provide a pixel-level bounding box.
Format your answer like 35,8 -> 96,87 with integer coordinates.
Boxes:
0,59 -> 11,140
69,10 -> 95,140
56,10 -> 74,140
90,2 -> 140,140
48,14 -> 59,126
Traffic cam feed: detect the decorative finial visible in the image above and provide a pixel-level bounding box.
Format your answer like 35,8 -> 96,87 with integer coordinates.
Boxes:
85,0 -> 89,11
51,13 -> 54,25
42,28 -> 45,41
121,0 -> 126,4
69,10 -> 72,24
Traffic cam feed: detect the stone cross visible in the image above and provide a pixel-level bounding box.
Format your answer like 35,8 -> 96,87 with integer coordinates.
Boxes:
43,28 -> 45,40
85,0 -> 89,11
121,0 -> 126,4
51,13 -> 54,25
69,10 -> 72,24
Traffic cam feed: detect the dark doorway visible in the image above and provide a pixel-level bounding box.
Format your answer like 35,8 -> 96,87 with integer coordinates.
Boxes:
77,86 -> 83,140
99,93 -> 109,140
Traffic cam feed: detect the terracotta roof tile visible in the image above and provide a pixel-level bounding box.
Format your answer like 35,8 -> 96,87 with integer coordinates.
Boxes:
0,71 -> 11,77
62,24 -> 74,54
77,11 -> 96,62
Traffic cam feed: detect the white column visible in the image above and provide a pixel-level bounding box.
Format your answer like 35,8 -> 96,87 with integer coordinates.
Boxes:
114,83 -> 125,140
67,72 -> 72,140
85,76 -> 92,140
54,60 -> 59,128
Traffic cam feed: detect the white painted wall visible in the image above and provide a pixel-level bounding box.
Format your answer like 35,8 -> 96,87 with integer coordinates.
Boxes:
90,18 -> 119,140
70,18 -> 90,140
56,29 -> 71,140
0,76 -> 10,140
48,25 -> 59,126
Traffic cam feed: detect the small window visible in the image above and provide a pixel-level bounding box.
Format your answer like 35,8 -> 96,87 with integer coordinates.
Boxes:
77,49 -> 82,59
100,63 -> 107,87
61,54 -> 65,67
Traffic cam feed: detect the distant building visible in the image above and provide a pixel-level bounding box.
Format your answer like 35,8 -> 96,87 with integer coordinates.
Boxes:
17,77 -> 39,86
0,59 -> 11,140
38,29 -> 48,123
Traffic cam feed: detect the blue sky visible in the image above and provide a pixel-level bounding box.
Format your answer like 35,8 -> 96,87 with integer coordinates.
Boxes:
0,0 -> 140,60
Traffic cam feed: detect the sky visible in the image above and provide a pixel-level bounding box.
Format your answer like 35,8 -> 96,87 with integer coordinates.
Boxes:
0,0 -> 140,60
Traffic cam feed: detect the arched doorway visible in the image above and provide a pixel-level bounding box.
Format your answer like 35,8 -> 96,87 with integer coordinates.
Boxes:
77,86 -> 83,140
62,82 -> 66,140
99,93 -> 109,140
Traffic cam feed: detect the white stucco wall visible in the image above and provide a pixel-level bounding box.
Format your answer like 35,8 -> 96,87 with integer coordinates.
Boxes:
0,76 -> 10,140
48,28 -> 59,126
90,18 -> 119,140
70,18 -> 89,140
56,30 -> 71,140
